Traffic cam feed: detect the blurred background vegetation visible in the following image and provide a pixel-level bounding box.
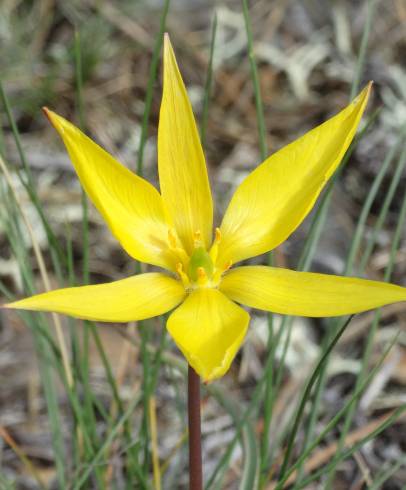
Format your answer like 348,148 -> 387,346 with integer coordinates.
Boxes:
0,0 -> 406,489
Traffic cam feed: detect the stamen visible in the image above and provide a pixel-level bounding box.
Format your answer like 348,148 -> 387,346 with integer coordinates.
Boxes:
197,266 -> 208,286
193,230 -> 202,248
168,229 -> 177,249
176,262 -> 190,288
168,229 -> 189,268
223,259 -> 233,272
209,228 -> 222,263
212,258 -> 233,285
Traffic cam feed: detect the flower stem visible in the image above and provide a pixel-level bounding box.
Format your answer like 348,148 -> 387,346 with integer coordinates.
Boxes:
188,365 -> 202,490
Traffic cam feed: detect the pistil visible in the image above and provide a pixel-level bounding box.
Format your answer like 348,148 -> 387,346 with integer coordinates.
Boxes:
188,246 -> 214,283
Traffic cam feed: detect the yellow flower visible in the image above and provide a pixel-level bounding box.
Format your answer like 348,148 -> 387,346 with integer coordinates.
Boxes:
5,35 -> 406,381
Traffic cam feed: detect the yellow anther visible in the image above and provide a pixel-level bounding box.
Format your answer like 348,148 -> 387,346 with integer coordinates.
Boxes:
168,230 -> 189,268
193,230 -> 202,248
211,259 -> 233,285
214,227 -> 221,244
168,229 -> 177,249
209,228 -> 222,263
197,266 -> 208,286
176,262 -> 190,288
223,259 -> 233,272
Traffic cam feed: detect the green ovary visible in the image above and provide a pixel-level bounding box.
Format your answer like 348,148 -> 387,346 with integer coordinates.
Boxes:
188,247 -> 214,281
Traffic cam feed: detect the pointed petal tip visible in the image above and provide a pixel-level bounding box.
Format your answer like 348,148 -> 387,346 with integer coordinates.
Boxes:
42,107 -> 60,130
42,108 -> 72,137
3,296 -> 35,309
356,81 -> 373,104
221,266 -> 406,318
348,82 -> 373,111
2,300 -> 25,310
365,80 -> 373,95
217,80 -> 373,264
159,28 -> 213,251
42,106 -> 52,121
366,81 -> 374,99
163,32 -> 174,61
42,106 -> 57,117
1,274 -> 186,322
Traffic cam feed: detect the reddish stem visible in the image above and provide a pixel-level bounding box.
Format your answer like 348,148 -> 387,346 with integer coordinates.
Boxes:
188,365 -> 203,490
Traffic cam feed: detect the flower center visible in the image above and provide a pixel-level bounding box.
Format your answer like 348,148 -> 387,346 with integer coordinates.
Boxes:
172,228 -> 232,290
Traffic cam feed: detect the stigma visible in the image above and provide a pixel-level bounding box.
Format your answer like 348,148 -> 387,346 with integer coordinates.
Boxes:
188,245 -> 214,284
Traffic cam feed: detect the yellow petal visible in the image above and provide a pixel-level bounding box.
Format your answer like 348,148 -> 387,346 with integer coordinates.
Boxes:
220,266 -> 406,317
5,273 -> 186,322
216,84 -> 372,267
44,109 -> 175,270
158,34 -> 213,253
167,288 -> 249,381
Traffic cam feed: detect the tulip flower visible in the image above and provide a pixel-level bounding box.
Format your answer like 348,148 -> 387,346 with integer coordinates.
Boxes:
6,35 -> 406,382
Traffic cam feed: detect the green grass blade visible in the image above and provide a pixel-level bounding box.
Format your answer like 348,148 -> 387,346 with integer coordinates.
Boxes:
136,0 -> 170,176
360,139 -> 406,270
325,135 -> 406,486
350,0 -> 378,99
278,315 -> 354,479
0,82 -> 66,271
200,12 -> 217,148
292,126 -> 406,485
204,346 -> 277,489
240,5 -> 276,483
368,454 -> 406,489
209,383 -> 259,490
73,394 -> 143,490
133,1 -> 170,479
35,334 -> 67,488
295,405 -> 406,489
73,30 -> 90,285
0,162 -> 68,486
344,131 -> 404,275
241,0 -> 267,160
273,330 -> 399,489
